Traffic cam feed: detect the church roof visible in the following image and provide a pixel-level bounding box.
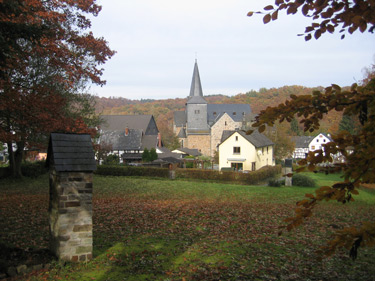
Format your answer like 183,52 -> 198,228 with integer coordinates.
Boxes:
208,104 -> 251,124
177,128 -> 187,138
187,95 -> 207,104
189,60 -> 204,98
174,111 -> 186,127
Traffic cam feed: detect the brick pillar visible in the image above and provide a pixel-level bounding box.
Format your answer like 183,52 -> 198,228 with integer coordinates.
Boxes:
49,170 -> 93,262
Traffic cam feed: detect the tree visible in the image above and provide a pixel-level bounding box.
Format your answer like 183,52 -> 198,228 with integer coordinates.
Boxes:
248,0 -> 375,41
149,148 -> 158,162
338,114 -> 358,135
142,148 -> 150,162
249,1 -> 375,259
263,122 -> 295,160
290,118 -> 301,136
0,0 -> 115,177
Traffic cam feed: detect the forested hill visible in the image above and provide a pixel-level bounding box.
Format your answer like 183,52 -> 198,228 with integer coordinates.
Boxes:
95,85 -> 343,137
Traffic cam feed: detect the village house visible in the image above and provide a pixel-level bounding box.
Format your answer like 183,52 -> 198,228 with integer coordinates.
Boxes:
292,133 -> 332,159
218,130 -> 274,172
173,60 -> 252,157
98,115 -> 163,163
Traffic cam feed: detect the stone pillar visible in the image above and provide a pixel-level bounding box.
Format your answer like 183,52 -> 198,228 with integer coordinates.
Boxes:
49,170 -> 93,262
284,158 -> 293,187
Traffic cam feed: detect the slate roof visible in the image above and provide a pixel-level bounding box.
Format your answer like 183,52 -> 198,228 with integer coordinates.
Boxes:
208,104 -> 251,124
100,115 -> 154,133
220,130 -> 274,148
189,60 -> 204,97
187,95 -> 207,104
141,135 -> 158,150
47,133 -> 96,172
174,111 -> 186,127
292,136 -> 314,148
172,147 -> 202,157
177,128 -> 187,138
99,129 -> 142,150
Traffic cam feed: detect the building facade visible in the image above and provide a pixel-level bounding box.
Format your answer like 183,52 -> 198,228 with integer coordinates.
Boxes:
218,130 -> 274,171
173,61 -> 252,157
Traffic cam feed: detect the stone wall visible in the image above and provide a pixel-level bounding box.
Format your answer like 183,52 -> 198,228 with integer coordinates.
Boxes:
49,170 -> 93,262
210,114 -> 241,157
187,134 -> 211,156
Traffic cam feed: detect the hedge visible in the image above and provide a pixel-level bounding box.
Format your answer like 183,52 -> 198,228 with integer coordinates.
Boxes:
95,164 -> 282,185
176,165 -> 282,185
95,165 -> 170,178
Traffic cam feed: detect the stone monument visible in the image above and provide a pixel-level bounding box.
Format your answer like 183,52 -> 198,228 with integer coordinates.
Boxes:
47,133 -> 96,262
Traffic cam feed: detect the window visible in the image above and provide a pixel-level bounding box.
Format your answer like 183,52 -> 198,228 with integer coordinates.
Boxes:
194,110 -> 200,114
213,112 -> 217,116
311,146 -> 315,150
267,146 -> 269,153
233,147 -> 240,154
251,162 -> 256,171
316,139 -> 319,143
235,136 -> 238,141
225,121 -> 227,126
233,112 -> 237,116
262,147 -> 264,154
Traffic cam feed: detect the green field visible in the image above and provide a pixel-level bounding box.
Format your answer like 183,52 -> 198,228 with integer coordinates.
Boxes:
0,173 -> 374,280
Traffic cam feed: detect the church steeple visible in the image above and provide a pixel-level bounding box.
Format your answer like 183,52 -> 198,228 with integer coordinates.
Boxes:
189,60 -> 204,98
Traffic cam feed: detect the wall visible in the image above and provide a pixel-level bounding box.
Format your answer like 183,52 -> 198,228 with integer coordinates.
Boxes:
219,132 -> 274,171
210,113 -> 239,157
49,170 -> 93,262
186,134 -> 211,156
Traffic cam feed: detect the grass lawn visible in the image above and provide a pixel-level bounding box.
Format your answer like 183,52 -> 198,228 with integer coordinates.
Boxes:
0,173 -> 374,280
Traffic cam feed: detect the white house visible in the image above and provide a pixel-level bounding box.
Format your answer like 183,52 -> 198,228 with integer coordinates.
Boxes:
218,130 -> 274,172
309,133 -> 332,152
292,133 -> 333,159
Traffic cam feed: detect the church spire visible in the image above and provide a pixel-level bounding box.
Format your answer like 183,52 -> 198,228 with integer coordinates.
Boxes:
189,60 -> 204,97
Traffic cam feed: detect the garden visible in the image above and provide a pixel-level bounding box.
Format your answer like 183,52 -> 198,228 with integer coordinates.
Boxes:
0,172 -> 374,280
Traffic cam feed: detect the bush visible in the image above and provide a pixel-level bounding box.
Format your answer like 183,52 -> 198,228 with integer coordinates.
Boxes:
268,178 -> 285,187
103,154 -> 119,165
176,165 -> 282,185
21,161 -> 48,178
95,165 -> 169,178
292,173 -> 316,187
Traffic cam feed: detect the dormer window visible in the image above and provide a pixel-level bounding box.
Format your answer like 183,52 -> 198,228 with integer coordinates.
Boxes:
213,112 -> 217,116
233,112 -> 236,116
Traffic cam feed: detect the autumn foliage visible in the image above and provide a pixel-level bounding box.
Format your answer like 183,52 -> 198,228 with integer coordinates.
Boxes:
0,0 -> 115,176
248,0 -> 375,40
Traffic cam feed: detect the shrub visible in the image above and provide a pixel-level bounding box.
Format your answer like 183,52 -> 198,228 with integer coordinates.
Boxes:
176,165 -> 282,185
103,154 -> 120,165
292,173 -> 316,187
95,165 -> 169,178
268,178 -> 284,187
21,161 -> 48,178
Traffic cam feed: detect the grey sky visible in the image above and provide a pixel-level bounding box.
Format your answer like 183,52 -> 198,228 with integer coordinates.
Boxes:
89,0 -> 375,100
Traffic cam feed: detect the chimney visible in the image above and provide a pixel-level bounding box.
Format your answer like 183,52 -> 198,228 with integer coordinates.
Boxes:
158,132 -> 162,148
125,127 -> 129,136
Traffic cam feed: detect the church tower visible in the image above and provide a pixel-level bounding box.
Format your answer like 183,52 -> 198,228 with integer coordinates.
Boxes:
186,60 -> 209,134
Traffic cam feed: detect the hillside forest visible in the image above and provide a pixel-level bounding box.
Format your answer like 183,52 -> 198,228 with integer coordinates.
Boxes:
95,85 -> 345,149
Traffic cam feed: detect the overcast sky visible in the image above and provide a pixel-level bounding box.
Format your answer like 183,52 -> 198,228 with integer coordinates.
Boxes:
89,0 -> 375,100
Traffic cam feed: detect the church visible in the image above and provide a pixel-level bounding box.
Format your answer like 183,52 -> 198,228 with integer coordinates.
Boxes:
173,61 -> 252,157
